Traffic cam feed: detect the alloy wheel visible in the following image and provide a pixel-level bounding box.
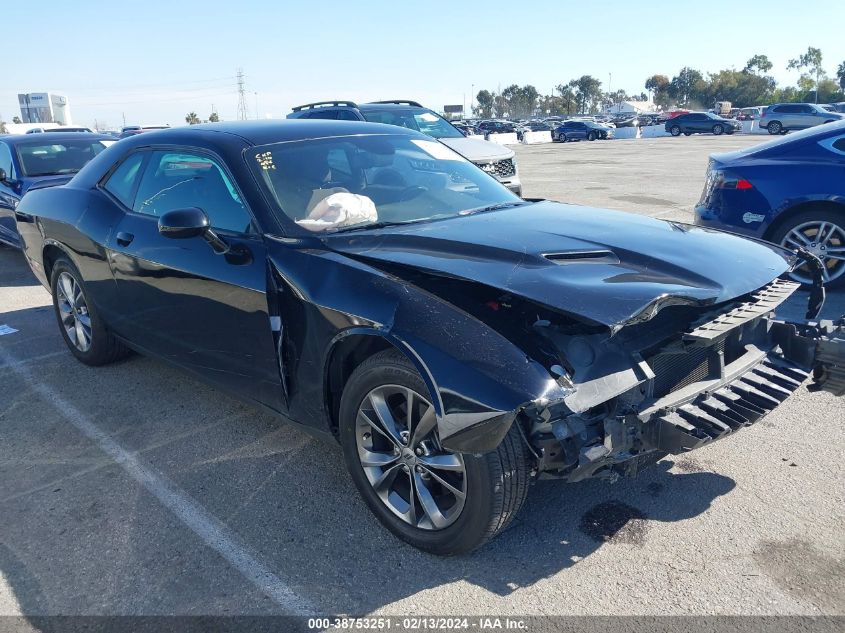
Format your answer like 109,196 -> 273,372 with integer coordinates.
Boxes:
355,385 -> 467,530
56,272 -> 92,352
780,220 -> 845,284
713,125 -> 723,135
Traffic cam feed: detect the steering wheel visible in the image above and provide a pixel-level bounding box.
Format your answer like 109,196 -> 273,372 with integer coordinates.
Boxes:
398,185 -> 428,202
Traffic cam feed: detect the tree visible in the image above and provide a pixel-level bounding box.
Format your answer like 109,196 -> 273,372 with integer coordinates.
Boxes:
185,112 -> 200,125
744,54 -> 773,74
473,90 -> 495,118
837,61 -> 845,91
209,112 -> 219,122
645,74 -> 670,108
570,75 -> 602,113
12,116 -> 22,124
0,118 -> 6,134
555,83 -> 576,115
669,67 -> 705,107
787,47 -> 824,103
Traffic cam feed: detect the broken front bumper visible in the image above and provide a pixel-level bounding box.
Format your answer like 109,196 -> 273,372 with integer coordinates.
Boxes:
530,282 -> 845,482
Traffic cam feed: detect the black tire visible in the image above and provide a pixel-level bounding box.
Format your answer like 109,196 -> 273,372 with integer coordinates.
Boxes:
558,133 -> 566,142
339,349 -> 531,555
683,131 -> 692,136
712,124 -> 724,135
768,208 -> 845,289
767,121 -> 782,135
587,131 -> 597,141
670,125 -> 681,136
50,257 -> 131,365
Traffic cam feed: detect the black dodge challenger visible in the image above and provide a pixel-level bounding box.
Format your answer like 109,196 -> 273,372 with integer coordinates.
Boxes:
15,120 -> 844,554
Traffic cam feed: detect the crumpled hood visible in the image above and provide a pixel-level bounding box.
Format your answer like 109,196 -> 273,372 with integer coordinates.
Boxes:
324,202 -> 793,329
439,136 -> 515,163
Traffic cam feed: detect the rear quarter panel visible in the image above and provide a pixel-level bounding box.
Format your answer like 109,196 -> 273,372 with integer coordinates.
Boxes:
16,185 -> 124,315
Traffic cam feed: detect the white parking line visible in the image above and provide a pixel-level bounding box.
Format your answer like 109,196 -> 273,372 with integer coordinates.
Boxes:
0,347 -> 316,616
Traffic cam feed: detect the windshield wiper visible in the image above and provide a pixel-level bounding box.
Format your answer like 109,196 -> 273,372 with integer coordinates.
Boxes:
459,201 -> 529,216
331,220 -> 417,234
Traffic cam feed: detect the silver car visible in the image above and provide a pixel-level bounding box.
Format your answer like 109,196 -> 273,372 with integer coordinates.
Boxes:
759,103 -> 845,134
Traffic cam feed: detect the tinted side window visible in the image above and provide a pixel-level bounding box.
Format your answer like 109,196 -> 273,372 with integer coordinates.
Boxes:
133,151 -> 252,233
0,143 -> 13,178
832,138 -> 845,152
307,109 -> 338,120
336,109 -> 360,121
103,152 -> 145,207
799,105 -> 814,113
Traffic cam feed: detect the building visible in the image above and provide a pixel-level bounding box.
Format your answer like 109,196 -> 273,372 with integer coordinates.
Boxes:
18,93 -> 73,125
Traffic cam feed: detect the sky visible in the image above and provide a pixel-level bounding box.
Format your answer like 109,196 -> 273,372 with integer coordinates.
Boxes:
2,0 -> 843,129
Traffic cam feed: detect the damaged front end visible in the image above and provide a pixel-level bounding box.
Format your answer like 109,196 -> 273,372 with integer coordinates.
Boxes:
521,279 -> 845,482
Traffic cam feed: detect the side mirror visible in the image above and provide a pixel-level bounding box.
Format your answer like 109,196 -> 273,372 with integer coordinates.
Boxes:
0,168 -> 7,183
157,207 -> 230,255
158,207 -> 210,239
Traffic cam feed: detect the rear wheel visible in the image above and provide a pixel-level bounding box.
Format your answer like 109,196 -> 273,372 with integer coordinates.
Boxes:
558,133 -> 567,142
587,131 -> 597,141
770,210 -> 845,288
670,125 -> 681,136
683,131 -> 692,136
50,257 -> 130,365
712,124 -> 724,135
339,350 -> 531,555
767,121 -> 782,135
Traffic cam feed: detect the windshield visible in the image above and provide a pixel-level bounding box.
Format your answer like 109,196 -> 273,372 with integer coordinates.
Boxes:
16,139 -> 110,177
249,134 -> 521,233
361,108 -> 464,139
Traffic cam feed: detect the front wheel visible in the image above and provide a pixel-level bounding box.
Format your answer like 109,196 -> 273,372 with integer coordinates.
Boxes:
339,350 -> 531,555
712,124 -> 724,135
767,121 -> 782,135
770,210 -> 845,288
558,133 -> 567,142
50,257 -> 130,365
670,125 -> 681,136
587,131 -> 597,141
683,131 -> 692,136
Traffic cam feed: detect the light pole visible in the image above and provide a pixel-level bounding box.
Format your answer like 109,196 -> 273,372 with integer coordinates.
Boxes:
254,92 -> 259,119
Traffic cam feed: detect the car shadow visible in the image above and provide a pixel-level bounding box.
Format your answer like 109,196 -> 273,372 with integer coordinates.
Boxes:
0,301 -> 738,617
0,246 -> 40,288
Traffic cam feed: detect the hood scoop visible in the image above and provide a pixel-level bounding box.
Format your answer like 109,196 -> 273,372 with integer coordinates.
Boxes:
543,250 -> 619,265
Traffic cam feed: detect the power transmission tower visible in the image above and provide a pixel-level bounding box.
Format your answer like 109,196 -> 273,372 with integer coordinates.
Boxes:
236,68 -> 249,121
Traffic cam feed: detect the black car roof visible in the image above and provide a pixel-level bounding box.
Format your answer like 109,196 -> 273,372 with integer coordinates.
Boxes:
106,120 -> 424,148
1,132 -> 114,145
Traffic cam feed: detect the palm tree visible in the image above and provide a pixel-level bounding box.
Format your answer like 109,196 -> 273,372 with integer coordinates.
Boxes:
185,112 -> 200,125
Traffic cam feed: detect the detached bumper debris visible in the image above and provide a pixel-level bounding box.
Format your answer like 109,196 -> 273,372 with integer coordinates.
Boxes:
650,358 -> 808,453
526,276 -> 845,482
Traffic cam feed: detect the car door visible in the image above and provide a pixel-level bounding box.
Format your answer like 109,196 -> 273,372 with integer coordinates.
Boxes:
776,105 -> 798,128
104,148 -> 285,411
0,142 -> 21,246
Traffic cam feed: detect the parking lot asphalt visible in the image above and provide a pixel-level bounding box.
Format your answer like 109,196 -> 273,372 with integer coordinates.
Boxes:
1,135 -> 843,619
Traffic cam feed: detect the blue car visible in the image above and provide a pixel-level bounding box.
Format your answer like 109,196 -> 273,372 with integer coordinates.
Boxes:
695,120 -> 845,287
0,132 -> 114,247
552,120 -> 613,142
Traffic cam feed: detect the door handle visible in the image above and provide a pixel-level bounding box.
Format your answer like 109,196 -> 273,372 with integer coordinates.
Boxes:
116,231 -> 134,247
